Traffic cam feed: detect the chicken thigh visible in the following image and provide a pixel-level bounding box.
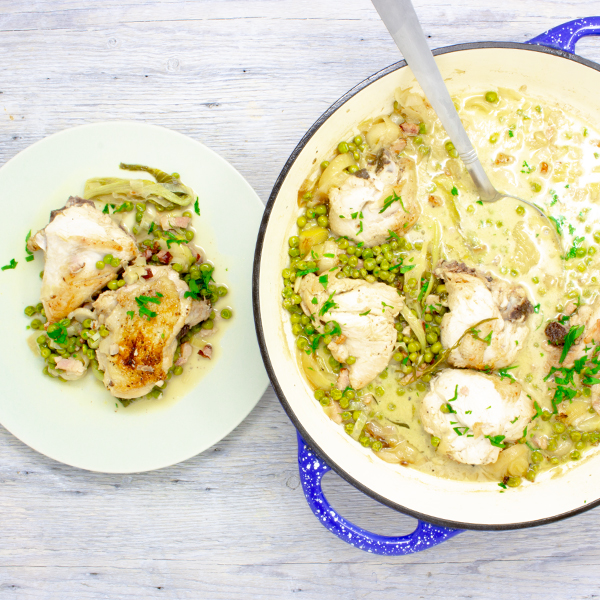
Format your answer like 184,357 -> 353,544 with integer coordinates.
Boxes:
297,274 -> 404,389
93,266 -> 210,399
420,368 -> 534,465
328,150 -> 420,247
28,197 -> 139,324
436,261 -> 533,370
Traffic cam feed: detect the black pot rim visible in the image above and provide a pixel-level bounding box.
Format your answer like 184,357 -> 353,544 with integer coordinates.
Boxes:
253,40 -> 600,532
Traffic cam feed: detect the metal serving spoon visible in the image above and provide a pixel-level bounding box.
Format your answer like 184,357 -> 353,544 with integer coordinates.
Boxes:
371,0 -> 560,244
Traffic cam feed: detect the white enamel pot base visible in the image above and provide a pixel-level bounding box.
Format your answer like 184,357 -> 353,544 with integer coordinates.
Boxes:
255,43 -> 600,530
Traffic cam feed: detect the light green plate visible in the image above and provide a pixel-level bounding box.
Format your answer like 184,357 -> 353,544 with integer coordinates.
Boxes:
0,121 -> 268,473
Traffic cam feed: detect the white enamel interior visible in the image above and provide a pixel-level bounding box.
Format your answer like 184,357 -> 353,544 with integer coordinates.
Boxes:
258,47 -> 600,527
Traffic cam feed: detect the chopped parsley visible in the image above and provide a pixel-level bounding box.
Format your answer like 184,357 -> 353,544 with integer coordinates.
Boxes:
533,303 -> 540,314
549,215 -> 565,236
386,230 -> 400,241
127,310 -> 134,319
563,236 -> 585,260
447,385 -> 458,403
296,267 -> 319,277
453,426 -> 469,436
379,191 -> 407,214
549,189 -> 559,206
148,222 -> 155,234
194,197 -> 201,216
498,482 -> 507,489
357,220 -> 363,235
163,231 -> 186,249
311,297 -> 318,305
135,293 -> 162,320
319,293 -> 338,317
498,365 -> 518,381
323,253 -> 335,258
400,264 -> 416,274
521,160 -> 534,174
381,301 -> 393,313
476,200 -> 483,205
560,324 -> 585,363
102,204 -> 110,214
533,401 -> 543,420
359,309 -> 371,316
25,230 -> 34,262
48,322 -> 68,344
508,130 -> 514,138
1,258 -> 17,271
319,274 -> 329,288
485,434 -> 506,448
184,266 -> 215,300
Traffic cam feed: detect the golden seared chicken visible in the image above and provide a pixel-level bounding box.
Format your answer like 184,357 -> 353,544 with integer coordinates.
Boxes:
436,261 -> 533,370
28,197 -> 139,324
328,149 -> 420,247
93,266 -> 210,399
297,274 -> 403,390
420,369 -> 534,465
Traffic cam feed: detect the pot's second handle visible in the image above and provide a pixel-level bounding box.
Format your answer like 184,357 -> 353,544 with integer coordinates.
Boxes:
297,432 -> 462,555
528,17 -> 600,53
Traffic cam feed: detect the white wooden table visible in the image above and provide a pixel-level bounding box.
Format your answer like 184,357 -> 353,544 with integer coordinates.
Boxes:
2,1 -> 600,597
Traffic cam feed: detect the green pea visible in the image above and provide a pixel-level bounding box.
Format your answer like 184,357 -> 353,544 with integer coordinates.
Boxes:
347,165 -> 359,174
346,356 -> 356,365
489,133 -> 499,144
506,476 -> 521,488
485,91 -> 499,103
430,342 -> 443,354
344,423 -> 354,434
570,450 -> 581,461
338,141 -> 349,154
201,320 -> 214,330
531,451 -> 543,464
426,332 -> 438,344
96,261 -> 105,270
24,305 -> 36,317
109,257 -> 120,268
31,319 -> 42,330
173,365 -> 183,376
423,351 -> 434,363
171,263 -> 183,273
570,430 -> 582,442
516,205 -> 526,216
344,389 -> 356,400
431,436 -> 440,447
353,135 -> 363,146
135,203 -> 146,212
296,337 -> 308,350
99,327 -> 110,338
220,308 -> 232,320
320,161 -> 330,170
297,216 -> 307,228
107,280 -> 119,290
552,422 -> 566,434
104,254 -> 114,263
530,182 -> 542,193
331,388 -> 342,401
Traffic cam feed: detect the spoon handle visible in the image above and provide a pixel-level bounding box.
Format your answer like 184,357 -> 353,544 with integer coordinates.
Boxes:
371,0 -> 499,201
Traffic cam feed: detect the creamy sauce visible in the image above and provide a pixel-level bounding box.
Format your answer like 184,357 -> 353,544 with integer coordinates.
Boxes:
26,181 -> 231,410
288,86 -> 600,484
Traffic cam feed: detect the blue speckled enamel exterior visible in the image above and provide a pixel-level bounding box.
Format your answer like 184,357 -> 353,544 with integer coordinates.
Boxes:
529,17 -> 600,54
297,432 -> 462,555
296,18 -> 600,554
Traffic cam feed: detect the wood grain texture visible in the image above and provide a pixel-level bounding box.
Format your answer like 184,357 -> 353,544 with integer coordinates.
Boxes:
1,1 -> 600,598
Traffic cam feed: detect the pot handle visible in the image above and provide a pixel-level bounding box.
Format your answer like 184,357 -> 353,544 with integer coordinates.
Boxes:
528,17 -> 600,53
297,431 -> 462,555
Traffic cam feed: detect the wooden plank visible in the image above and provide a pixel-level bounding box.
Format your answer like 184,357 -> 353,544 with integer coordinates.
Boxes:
1,0 -> 600,597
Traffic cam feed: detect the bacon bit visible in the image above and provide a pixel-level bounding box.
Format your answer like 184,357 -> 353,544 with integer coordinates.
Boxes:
495,153 -> 514,165
160,215 -> 191,231
55,358 -> 86,376
198,344 -> 213,359
176,342 -> 193,366
334,334 -> 346,345
156,250 -> 172,265
141,268 -> 153,280
186,244 -> 202,263
390,138 -> 407,154
143,248 -> 153,260
428,195 -> 442,207
336,368 -> 350,391
540,161 -> 549,174
400,122 -> 419,136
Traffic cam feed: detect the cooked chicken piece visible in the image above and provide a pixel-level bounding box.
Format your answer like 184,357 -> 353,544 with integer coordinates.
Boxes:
420,368 -> 534,465
54,357 -> 87,381
297,273 -> 404,389
93,266 -> 210,399
542,296 -> 600,415
436,261 -> 533,370
28,197 -> 139,324
328,149 -> 420,247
